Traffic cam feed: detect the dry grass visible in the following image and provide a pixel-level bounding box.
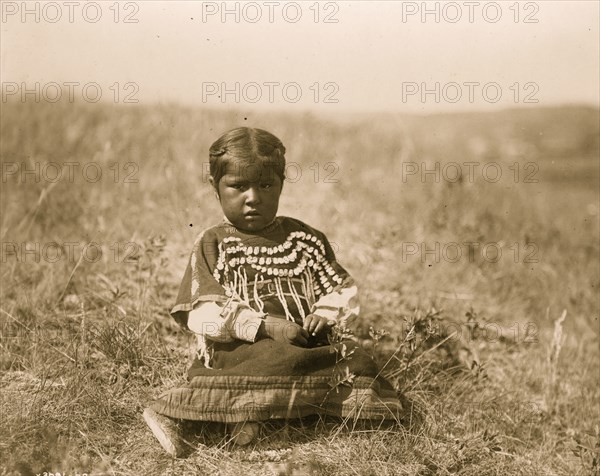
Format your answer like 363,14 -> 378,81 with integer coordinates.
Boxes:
0,101 -> 598,475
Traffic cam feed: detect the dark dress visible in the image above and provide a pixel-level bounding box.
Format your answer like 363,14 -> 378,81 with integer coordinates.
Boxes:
151,217 -> 402,423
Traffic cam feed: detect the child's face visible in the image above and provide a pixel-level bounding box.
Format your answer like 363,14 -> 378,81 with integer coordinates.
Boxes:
210,161 -> 283,232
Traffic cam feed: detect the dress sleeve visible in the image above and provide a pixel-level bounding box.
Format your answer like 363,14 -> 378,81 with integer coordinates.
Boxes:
187,299 -> 266,368
187,300 -> 265,343
311,285 -> 360,328
170,229 -> 229,329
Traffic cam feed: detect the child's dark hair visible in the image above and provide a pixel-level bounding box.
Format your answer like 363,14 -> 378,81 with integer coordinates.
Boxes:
208,127 -> 286,185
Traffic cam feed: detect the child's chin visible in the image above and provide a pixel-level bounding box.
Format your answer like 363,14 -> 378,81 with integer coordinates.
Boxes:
242,223 -> 266,232
236,217 -> 270,232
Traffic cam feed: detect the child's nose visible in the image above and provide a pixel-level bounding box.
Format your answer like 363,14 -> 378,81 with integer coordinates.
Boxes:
245,186 -> 261,205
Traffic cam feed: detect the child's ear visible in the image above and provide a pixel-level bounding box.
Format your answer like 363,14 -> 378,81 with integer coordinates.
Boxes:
208,176 -> 220,200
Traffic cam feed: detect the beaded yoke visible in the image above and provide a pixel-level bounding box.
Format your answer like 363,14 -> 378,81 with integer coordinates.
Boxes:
171,216 -> 354,329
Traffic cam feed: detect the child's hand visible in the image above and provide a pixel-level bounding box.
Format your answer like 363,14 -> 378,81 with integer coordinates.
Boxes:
258,315 -> 309,347
303,314 -> 335,337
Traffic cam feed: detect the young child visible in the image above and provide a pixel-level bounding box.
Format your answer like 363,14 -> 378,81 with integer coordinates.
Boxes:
143,127 -> 402,456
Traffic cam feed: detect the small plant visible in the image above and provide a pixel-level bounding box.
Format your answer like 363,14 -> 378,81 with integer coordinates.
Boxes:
327,326 -> 357,393
568,425 -> 600,474
368,326 -> 389,348
381,308 -> 446,381
546,309 -> 567,411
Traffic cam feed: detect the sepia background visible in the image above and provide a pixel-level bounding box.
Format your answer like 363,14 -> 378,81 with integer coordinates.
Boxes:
1,1 -> 599,475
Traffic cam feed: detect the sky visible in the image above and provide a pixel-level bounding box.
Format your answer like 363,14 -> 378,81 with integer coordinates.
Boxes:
1,0 -> 599,114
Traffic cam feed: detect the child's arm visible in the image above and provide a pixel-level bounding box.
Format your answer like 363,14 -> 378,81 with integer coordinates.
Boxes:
303,284 -> 360,335
257,315 -> 309,346
188,300 -> 309,346
187,300 -> 265,343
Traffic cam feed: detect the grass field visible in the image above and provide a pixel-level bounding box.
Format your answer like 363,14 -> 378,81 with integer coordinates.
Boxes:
1,101 -> 598,475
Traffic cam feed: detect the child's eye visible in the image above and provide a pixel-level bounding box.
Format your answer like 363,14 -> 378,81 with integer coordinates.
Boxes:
261,183 -> 273,189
